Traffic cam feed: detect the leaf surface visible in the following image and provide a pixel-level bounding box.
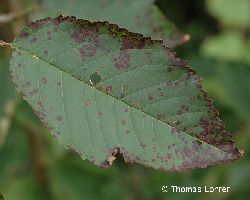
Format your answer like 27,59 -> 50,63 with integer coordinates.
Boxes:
31,0 -> 189,48
10,16 -> 242,171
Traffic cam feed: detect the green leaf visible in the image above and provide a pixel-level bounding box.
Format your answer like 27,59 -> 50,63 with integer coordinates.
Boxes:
207,0 -> 250,28
201,31 -> 250,65
10,16 -> 242,172
48,159 -> 129,200
31,0 -> 189,48
0,56 -> 17,146
2,175 -> 48,200
206,62 -> 250,121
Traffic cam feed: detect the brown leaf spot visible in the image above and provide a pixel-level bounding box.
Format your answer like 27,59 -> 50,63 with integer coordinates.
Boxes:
167,50 -> 187,66
71,27 -> 98,44
85,99 -> 91,105
47,31 -> 52,40
167,80 -> 173,87
114,50 -> 130,69
121,119 -> 127,125
98,111 -> 103,116
148,94 -> 153,100
177,111 -> 183,115
25,81 -> 31,87
100,146 -> 119,167
53,18 -> 61,32
44,50 -> 48,56
41,77 -> 48,84
38,101 -> 44,108
166,153 -> 172,160
121,38 -> 145,49
19,32 -> 30,38
157,114 -> 166,120
182,146 -> 192,157
79,43 -> 98,58
105,86 -> 112,93
29,88 -> 39,96
31,37 -> 37,43
56,116 -> 63,121
174,81 -> 180,87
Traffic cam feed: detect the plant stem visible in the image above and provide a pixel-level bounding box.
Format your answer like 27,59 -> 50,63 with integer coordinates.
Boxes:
0,40 -> 11,48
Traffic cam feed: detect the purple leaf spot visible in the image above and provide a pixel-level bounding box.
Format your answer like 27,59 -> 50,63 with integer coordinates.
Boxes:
85,99 -> 91,105
181,104 -> 189,112
105,86 -> 112,93
56,116 -> 63,121
121,119 -> 127,125
25,81 -> 31,87
167,80 -> 173,87
113,50 -> 130,69
19,32 -> 30,38
98,111 -> 103,116
148,94 -> 153,100
31,37 -> 37,43
79,43 -> 98,58
41,77 -> 48,84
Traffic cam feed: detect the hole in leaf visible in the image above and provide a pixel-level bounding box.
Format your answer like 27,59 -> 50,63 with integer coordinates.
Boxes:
90,71 -> 101,86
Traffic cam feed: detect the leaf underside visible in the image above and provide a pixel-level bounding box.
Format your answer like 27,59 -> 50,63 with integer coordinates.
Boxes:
10,16 -> 242,172
31,0 -> 188,49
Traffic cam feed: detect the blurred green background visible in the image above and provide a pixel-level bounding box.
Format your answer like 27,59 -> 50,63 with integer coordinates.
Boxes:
0,0 -> 249,199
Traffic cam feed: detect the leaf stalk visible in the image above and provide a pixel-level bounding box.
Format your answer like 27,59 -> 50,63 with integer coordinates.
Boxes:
0,40 -> 12,48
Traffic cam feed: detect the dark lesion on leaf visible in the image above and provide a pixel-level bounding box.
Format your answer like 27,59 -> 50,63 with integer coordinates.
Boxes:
100,146 -> 120,168
100,146 -> 139,168
90,70 -> 101,86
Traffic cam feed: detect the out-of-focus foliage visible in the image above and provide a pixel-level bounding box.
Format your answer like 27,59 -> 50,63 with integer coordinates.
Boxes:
207,0 -> 250,28
31,0 -> 189,48
202,0 -> 250,65
201,31 -> 250,64
0,192 -> 4,200
205,63 -> 250,120
0,0 -> 249,199
0,55 -> 16,145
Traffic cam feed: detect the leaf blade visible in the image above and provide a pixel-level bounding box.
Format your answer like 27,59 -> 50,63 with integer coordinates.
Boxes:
10,16 -> 242,171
